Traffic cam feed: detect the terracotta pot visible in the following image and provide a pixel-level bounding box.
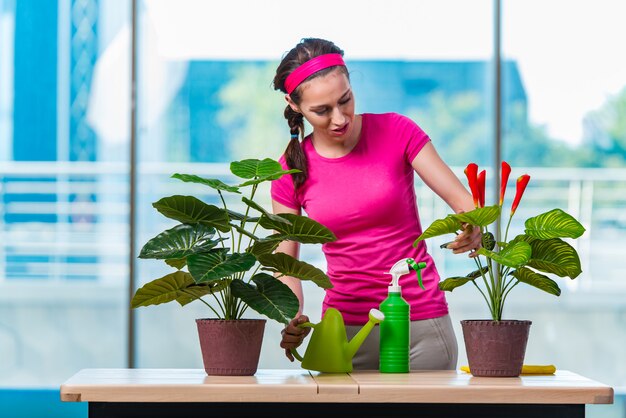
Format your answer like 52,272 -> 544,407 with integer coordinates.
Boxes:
461,319 -> 531,377
196,318 -> 266,376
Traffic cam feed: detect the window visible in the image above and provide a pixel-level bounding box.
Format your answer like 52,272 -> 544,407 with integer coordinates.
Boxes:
0,0 -> 130,385
133,0 -> 494,369
1,4 -> 624,417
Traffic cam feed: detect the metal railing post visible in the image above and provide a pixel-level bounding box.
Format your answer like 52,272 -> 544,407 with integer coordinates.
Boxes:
128,0 -> 138,369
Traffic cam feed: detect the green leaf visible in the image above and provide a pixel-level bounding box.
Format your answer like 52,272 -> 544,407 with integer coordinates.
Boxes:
452,205 -> 501,227
476,240 -> 532,268
231,158 -> 283,179
525,208 -> 586,239
226,210 -> 259,222
526,237 -> 582,278
230,273 -> 299,324
229,222 -> 260,241
153,195 -> 230,233
175,281 -> 230,306
165,258 -> 187,270
230,158 -> 300,186
258,253 -> 333,289
237,170 -> 300,187
511,267 -> 561,296
188,251 -> 257,283
438,267 -> 488,292
241,196 -> 291,225
259,213 -> 336,244
247,234 -> 282,257
510,234 -> 532,244
482,231 -> 496,251
413,216 -> 460,245
439,277 -> 475,291
171,173 -> 240,193
138,224 -> 222,259
467,267 -> 490,278
131,271 -> 195,308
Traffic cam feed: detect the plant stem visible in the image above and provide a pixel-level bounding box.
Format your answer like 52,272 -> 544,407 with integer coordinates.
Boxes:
504,213 -> 514,244
218,190 -> 235,252
231,272 -> 246,319
210,289 -> 227,317
495,266 -> 512,317
239,304 -> 249,316
474,256 -> 494,302
248,263 -> 262,280
501,277 -> 518,297
473,255 -> 498,319
494,259 -> 504,320
471,280 -> 494,317
238,183 -> 258,253
182,290 -> 221,317
247,217 -> 263,251
216,230 -> 227,249
501,266 -> 511,294
483,251 -> 498,298
500,280 -> 520,319
225,278 -> 238,319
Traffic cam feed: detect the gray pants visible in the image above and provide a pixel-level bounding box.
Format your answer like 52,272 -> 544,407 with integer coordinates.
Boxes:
345,314 -> 458,371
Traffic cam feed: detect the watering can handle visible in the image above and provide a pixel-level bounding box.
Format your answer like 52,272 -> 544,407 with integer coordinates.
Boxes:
290,348 -> 304,362
288,322 -> 315,362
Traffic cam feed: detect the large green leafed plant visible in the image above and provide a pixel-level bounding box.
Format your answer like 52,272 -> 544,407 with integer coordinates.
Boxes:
131,158 -> 336,324
414,161 -> 586,321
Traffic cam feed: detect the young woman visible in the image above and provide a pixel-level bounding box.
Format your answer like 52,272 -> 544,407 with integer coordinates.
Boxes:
271,38 -> 481,370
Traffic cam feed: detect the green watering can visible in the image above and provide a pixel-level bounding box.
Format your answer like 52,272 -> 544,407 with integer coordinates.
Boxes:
290,307 -> 385,373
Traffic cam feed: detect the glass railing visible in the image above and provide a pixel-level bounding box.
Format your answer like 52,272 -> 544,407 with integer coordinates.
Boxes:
0,162 -> 129,284
2,162 -> 625,290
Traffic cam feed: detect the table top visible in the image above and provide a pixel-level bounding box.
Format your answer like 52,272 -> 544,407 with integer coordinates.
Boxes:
60,368 -> 614,404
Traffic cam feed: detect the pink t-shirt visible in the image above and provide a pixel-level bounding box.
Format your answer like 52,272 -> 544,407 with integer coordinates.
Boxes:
271,113 -> 449,325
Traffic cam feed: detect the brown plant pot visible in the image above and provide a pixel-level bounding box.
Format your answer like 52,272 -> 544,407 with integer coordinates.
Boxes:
196,318 -> 266,376
461,319 -> 531,377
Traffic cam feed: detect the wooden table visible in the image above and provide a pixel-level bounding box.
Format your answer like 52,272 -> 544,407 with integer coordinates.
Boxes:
60,369 -> 614,418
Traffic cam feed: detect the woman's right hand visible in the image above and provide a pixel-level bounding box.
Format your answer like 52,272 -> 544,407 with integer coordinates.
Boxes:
280,315 -> 311,361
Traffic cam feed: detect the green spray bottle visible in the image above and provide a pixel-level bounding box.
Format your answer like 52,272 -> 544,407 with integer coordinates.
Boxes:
379,258 -> 426,373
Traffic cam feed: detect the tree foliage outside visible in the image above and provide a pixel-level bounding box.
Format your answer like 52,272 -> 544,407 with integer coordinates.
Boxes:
407,92 -> 591,168
583,86 -> 626,167
406,91 -> 491,167
217,63 -> 287,161
217,63 -> 626,169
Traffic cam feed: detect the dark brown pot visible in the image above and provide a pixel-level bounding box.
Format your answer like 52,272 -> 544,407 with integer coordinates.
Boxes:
196,318 -> 266,376
461,319 -> 531,377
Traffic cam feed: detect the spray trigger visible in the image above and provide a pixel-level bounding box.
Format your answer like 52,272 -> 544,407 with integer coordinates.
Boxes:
407,259 -> 426,290
387,258 -> 427,291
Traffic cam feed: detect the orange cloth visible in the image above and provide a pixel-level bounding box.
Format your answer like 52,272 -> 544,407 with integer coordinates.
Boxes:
460,365 -> 556,375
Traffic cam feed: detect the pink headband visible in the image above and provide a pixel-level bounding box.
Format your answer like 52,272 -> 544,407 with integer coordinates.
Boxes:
284,53 -> 346,95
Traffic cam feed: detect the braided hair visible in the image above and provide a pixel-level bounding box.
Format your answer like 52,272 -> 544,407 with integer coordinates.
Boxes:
272,38 -> 347,189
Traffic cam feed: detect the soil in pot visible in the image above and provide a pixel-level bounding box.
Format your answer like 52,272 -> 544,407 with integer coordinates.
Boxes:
196,318 -> 266,376
461,320 -> 531,377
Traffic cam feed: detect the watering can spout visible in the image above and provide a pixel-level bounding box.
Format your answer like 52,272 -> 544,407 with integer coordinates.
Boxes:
346,308 -> 385,360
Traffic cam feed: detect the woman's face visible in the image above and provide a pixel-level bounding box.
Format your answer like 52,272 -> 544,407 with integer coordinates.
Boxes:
288,68 -> 357,142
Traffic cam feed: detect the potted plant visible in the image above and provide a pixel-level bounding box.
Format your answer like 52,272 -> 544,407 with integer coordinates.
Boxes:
414,162 -> 585,377
131,158 -> 336,376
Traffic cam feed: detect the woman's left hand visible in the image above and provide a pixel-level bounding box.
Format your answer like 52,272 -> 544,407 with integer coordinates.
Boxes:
446,223 -> 482,258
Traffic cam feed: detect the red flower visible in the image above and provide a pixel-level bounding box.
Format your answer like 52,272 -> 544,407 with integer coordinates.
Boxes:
464,163 -> 480,208
477,170 -> 486,208
500,161 -> 511,206
511,174 -> 530,214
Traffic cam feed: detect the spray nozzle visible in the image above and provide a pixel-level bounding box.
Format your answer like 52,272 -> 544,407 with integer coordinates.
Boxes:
386,258 -> 427,292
